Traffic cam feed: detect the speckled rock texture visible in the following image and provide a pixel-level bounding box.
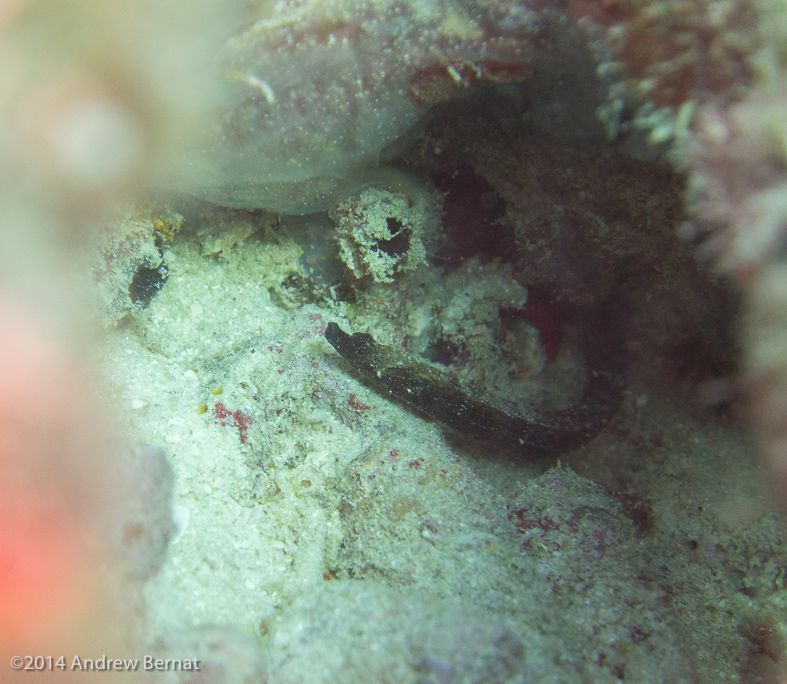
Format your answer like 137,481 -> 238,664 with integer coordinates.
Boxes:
181,0 -> 558,212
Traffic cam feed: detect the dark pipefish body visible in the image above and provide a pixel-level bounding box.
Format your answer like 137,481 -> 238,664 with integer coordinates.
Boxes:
324,300 -> 626,457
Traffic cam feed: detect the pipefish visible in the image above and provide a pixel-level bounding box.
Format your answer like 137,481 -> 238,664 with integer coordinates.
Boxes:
324,299 -> 626,457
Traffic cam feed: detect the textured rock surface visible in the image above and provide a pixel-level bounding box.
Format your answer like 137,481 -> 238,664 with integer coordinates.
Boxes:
330,187 -> 439,283
181,0 -> 554,213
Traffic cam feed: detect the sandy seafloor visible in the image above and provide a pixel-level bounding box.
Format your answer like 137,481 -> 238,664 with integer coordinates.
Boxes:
91,204 -> 787,684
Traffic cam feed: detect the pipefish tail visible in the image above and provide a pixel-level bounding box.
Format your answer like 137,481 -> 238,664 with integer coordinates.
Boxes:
324,299 -> 626,457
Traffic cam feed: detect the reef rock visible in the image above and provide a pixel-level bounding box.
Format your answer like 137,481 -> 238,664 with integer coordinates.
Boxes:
180,0 -> 551,213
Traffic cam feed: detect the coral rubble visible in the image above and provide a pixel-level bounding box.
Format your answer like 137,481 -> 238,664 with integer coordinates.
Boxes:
330,187 -> 437,283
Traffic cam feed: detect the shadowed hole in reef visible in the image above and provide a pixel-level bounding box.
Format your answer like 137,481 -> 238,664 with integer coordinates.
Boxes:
372,218 -> 410,257
420,336 -> 463,366
129,263 -> 169,307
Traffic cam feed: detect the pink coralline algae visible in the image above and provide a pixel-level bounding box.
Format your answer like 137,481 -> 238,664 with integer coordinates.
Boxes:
183,0 -> 558,213
507,468 -> 634,558
214,402 -> 254,444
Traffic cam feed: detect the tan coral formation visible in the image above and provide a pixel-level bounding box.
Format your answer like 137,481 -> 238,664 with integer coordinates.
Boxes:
681,0 -> 787,510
